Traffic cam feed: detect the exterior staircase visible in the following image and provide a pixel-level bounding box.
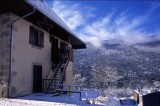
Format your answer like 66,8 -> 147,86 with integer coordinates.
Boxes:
43,58 -> 82,100
44,58 -> 69,94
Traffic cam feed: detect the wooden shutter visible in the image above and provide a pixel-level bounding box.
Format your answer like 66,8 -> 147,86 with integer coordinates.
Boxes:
38,31 -> 44,47
29,26 -> 35,45
69,47 -> 74,62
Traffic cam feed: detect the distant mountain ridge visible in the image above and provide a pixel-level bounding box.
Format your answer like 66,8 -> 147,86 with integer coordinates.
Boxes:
136,40 -> 160,46
74,39 -> 160,88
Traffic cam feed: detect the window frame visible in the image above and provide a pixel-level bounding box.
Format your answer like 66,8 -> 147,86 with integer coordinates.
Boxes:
29,26 -> 44,48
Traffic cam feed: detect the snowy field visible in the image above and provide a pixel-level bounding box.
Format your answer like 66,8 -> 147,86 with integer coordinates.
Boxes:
0,90 -> 137,106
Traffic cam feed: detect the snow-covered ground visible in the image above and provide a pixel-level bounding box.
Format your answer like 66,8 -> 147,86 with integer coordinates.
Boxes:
0,90 -> 137,106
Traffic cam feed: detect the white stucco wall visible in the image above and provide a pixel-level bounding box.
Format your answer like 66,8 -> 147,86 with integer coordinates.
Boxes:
10,13 -> 51,97
0,12 -> 74,97
65,61 -> 73,85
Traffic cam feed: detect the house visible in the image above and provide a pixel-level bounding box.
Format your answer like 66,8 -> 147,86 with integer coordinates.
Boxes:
0,0 -> 86,98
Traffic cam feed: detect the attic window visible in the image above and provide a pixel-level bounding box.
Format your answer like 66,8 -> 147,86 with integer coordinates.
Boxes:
29,26 -> 44,48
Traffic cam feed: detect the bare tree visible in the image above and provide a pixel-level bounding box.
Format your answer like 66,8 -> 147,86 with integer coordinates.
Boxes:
73,73 -> 86,87
90,57 -> 121,89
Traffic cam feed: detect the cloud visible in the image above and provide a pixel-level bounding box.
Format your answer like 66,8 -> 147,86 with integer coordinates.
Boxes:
52,1 -> 94,30
79,35 -> 102,47
80,11 -> 149,45
150,1 -> 160,14
52,1 -> 160,47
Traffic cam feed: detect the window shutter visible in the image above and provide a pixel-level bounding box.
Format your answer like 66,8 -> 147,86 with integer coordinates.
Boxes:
29,26 -> 44,48
39,31 -> 44,47
69,47 -> 74,62
29,26 -> 35,45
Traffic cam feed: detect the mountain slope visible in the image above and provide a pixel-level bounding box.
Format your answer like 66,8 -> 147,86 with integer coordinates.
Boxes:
74,40 -> 160,88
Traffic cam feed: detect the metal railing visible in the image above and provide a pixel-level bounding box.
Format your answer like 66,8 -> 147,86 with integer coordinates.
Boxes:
43,58 -> 69,92
54,59 -> 69,90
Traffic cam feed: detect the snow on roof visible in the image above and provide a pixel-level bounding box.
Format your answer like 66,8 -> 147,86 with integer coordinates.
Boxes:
25,0 -> 85,45
26,0 -> 69,31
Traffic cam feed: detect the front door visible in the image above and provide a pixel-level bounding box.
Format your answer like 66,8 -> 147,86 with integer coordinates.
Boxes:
33,65 -> 42,93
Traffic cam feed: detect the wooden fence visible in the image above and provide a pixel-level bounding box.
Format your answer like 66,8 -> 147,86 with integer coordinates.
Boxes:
142,92 -> 160,106
133,90 -> 160,106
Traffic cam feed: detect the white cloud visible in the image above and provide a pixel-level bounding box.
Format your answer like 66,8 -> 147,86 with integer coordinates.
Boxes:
81,10 -> 160,45
149,1 -> 160,15
52,1 -> 94,30
52,1 -> 160,47
80,12 -> 147,45
79,35 -> 102,47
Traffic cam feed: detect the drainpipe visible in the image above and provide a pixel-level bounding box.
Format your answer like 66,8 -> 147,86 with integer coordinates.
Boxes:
8,7 -> 36,97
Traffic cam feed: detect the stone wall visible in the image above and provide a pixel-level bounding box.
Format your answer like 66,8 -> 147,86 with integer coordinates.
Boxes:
0,13 -> 11,97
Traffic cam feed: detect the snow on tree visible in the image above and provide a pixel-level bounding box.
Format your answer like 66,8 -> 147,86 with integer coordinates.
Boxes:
73,73 -> 86,87
90,56 -> 122,89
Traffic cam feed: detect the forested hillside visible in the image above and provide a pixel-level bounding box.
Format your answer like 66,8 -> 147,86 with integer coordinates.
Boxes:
74,39 -> 160,89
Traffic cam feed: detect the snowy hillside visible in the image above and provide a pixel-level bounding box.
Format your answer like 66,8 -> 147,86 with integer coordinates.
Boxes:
74,39 -> 160,89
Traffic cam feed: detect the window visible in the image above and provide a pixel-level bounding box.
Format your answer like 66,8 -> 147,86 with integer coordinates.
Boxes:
29,26 -> 44,48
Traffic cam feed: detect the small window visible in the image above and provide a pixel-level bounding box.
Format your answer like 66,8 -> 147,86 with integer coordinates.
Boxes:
29,26 -> 44,48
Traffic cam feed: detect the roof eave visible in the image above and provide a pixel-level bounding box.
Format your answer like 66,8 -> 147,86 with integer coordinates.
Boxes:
25,0 -> 86,49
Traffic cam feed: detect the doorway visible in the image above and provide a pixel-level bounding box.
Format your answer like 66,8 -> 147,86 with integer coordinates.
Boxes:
51,38 -> 60,64
33,65 -> 42,93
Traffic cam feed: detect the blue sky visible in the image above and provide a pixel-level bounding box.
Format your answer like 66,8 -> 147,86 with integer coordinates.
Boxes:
46,0 -> 160,46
